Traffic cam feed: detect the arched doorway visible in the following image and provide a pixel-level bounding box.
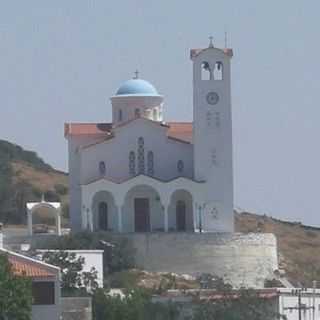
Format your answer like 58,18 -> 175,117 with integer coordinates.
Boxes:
98,202 -> 108,231
123,185 -> 163,232
134,198 -> 150,232
176,200 -> 186,231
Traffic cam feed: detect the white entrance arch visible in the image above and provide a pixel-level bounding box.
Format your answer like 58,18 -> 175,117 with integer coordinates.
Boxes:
26,198 -> 62,236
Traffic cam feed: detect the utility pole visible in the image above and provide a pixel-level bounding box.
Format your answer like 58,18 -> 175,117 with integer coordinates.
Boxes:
283,288 -> 315,320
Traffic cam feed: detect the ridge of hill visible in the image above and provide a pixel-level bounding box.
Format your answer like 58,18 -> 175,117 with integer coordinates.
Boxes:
0,139 -> 68,224
235,211 -> 320,287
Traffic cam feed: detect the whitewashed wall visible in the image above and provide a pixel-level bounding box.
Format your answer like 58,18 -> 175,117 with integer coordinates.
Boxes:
80,118 -> 193,184
116,233 -> 278,288
192,47 -> 234,232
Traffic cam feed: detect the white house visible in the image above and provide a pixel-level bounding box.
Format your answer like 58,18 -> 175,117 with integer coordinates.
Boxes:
37,249 -> 104,288
0,248 -> 61,320
65,40 -> 234,234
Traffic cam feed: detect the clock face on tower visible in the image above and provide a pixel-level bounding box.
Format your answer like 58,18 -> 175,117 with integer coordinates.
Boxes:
206,91 -> 219,105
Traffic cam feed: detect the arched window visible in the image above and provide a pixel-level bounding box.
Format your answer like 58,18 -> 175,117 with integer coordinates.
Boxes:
99,161 -> 106,176
201,61 -> 212,80
118,109 -> 123,122
147,151 -> 154,176
177,160 -> 184,174
137,137 -> 145,174
135,108 -> 141,118
129,151 -> 136,175
213,61 -> 223,80
98,202 -> 108,230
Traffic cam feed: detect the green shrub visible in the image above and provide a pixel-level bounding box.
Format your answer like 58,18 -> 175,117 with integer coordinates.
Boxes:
54,184 -> 68,196
44,190 -> 60,202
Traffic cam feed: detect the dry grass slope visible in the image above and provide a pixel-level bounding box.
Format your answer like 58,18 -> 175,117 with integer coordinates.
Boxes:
236,211 -> 320,286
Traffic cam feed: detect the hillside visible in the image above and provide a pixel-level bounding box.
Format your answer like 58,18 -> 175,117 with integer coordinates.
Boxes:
0,139 -> 68,224
235,211 -> 320,287
1,139 -> 319,286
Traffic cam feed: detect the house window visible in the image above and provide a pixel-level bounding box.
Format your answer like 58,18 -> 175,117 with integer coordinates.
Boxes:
137,137 -> 145,174
177,160 -> 184,174
129,151 -> 136,175
32,281 -> 55,305
99,161 -> 106,176
147,151 -> 154,176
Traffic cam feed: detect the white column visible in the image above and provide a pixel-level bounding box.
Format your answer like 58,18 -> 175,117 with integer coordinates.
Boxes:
193,202 -> 197,232
164,204 -> 169,232
89,209 -> 94,231
27,210 -> 33,236
117,205 -> 123,233
56,210 -> 62,236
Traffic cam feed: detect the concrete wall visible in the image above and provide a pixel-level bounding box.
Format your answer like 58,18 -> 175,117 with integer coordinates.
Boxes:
120,232 -> 278,288
61,297 -> 92,320
68,135 -> 103,231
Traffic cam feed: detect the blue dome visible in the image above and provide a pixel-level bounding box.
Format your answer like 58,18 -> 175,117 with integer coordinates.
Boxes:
116,79 -> 159,96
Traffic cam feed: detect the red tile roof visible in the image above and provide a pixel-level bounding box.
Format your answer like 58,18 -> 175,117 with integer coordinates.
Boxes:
65,121 -> 193,143
8,254 -> 56,278
167,122 -> 192,143
64,123 -> 112,137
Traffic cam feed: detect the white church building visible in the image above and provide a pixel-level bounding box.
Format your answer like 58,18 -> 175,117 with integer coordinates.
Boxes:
65,40 -> 234,234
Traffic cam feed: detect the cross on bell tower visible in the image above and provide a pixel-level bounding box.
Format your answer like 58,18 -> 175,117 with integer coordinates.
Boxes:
208,36 -> 214,48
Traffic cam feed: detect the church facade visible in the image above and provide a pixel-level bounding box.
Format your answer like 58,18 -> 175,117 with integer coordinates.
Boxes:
65,41 -> 234,234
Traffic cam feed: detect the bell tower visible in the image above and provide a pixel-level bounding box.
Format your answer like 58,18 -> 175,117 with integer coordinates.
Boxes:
191,39 -> 234,232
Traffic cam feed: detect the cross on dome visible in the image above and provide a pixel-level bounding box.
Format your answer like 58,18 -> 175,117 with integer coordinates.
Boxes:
133,70 -> 139,79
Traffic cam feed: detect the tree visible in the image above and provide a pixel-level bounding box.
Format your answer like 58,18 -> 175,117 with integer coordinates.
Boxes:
0,253 -> 32,320
92,288 -> 180,320
42,251 -> 98,296
35,231 -> 136,275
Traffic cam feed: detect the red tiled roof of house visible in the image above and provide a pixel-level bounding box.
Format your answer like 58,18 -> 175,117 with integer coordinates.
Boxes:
65,121 -> 193,143
8,255 -> 56,278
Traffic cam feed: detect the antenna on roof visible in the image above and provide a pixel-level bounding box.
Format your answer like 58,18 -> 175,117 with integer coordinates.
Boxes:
133,70 -> 139,79
224,30 -> 228,48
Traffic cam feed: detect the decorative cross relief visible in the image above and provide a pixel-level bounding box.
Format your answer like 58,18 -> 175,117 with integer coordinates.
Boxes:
210,206 -> 219,219
205,203 -> 219,220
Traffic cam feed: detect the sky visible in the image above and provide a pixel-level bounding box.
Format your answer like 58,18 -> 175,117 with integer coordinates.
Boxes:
0,1 -> 320,226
